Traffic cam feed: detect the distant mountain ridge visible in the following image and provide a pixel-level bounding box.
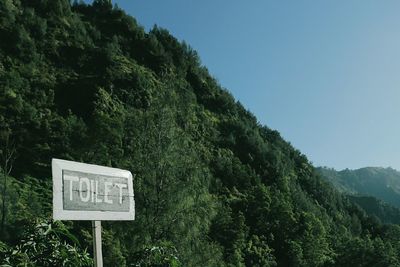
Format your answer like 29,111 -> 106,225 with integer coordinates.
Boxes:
317,166 -> 400,224
317,167 -> 400,209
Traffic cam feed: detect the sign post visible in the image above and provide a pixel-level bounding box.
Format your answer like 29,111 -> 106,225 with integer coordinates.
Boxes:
92,221 -> 103,267
52,159 -> 135,266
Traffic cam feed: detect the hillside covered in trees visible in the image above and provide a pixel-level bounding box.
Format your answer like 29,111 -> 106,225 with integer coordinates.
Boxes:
318,167 -> 400,225
318,167 -> 400,209
1,1 -> 400,266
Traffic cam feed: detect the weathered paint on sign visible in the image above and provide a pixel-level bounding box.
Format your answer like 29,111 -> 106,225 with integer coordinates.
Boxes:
52,159 -> 135,221
63,170 -> 130,212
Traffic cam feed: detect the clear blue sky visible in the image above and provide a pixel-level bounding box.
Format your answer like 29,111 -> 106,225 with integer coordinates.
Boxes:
105,1 -> 400,171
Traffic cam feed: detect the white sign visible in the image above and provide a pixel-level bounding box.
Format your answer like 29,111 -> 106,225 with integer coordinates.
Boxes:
52,158 -> 135,221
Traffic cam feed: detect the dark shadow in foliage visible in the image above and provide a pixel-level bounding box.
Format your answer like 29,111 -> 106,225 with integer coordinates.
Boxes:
55,77 -> 99,120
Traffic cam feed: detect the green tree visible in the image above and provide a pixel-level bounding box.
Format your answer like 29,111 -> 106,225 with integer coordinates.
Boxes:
0,219 -> 92,267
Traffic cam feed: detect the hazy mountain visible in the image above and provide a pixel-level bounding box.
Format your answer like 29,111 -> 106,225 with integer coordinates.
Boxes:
317,167 -> 400,209
347,195 -> 400,224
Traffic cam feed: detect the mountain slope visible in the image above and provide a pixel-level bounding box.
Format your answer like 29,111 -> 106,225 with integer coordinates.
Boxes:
318,166 -> 400,225
1,1 -> 400,266
318,167 -> 400,209
347,195 -> 400,224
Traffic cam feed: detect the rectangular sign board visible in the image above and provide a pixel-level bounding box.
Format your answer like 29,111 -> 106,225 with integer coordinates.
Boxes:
52,158 -> 135,221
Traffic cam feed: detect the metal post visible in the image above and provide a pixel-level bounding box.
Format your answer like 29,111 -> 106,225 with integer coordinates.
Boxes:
92,220 -> 103,267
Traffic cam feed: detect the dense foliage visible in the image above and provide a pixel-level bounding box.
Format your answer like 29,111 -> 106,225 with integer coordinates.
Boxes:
347,195 -> 400,225
1,1 -> 400,266
0,219 -> 93,266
